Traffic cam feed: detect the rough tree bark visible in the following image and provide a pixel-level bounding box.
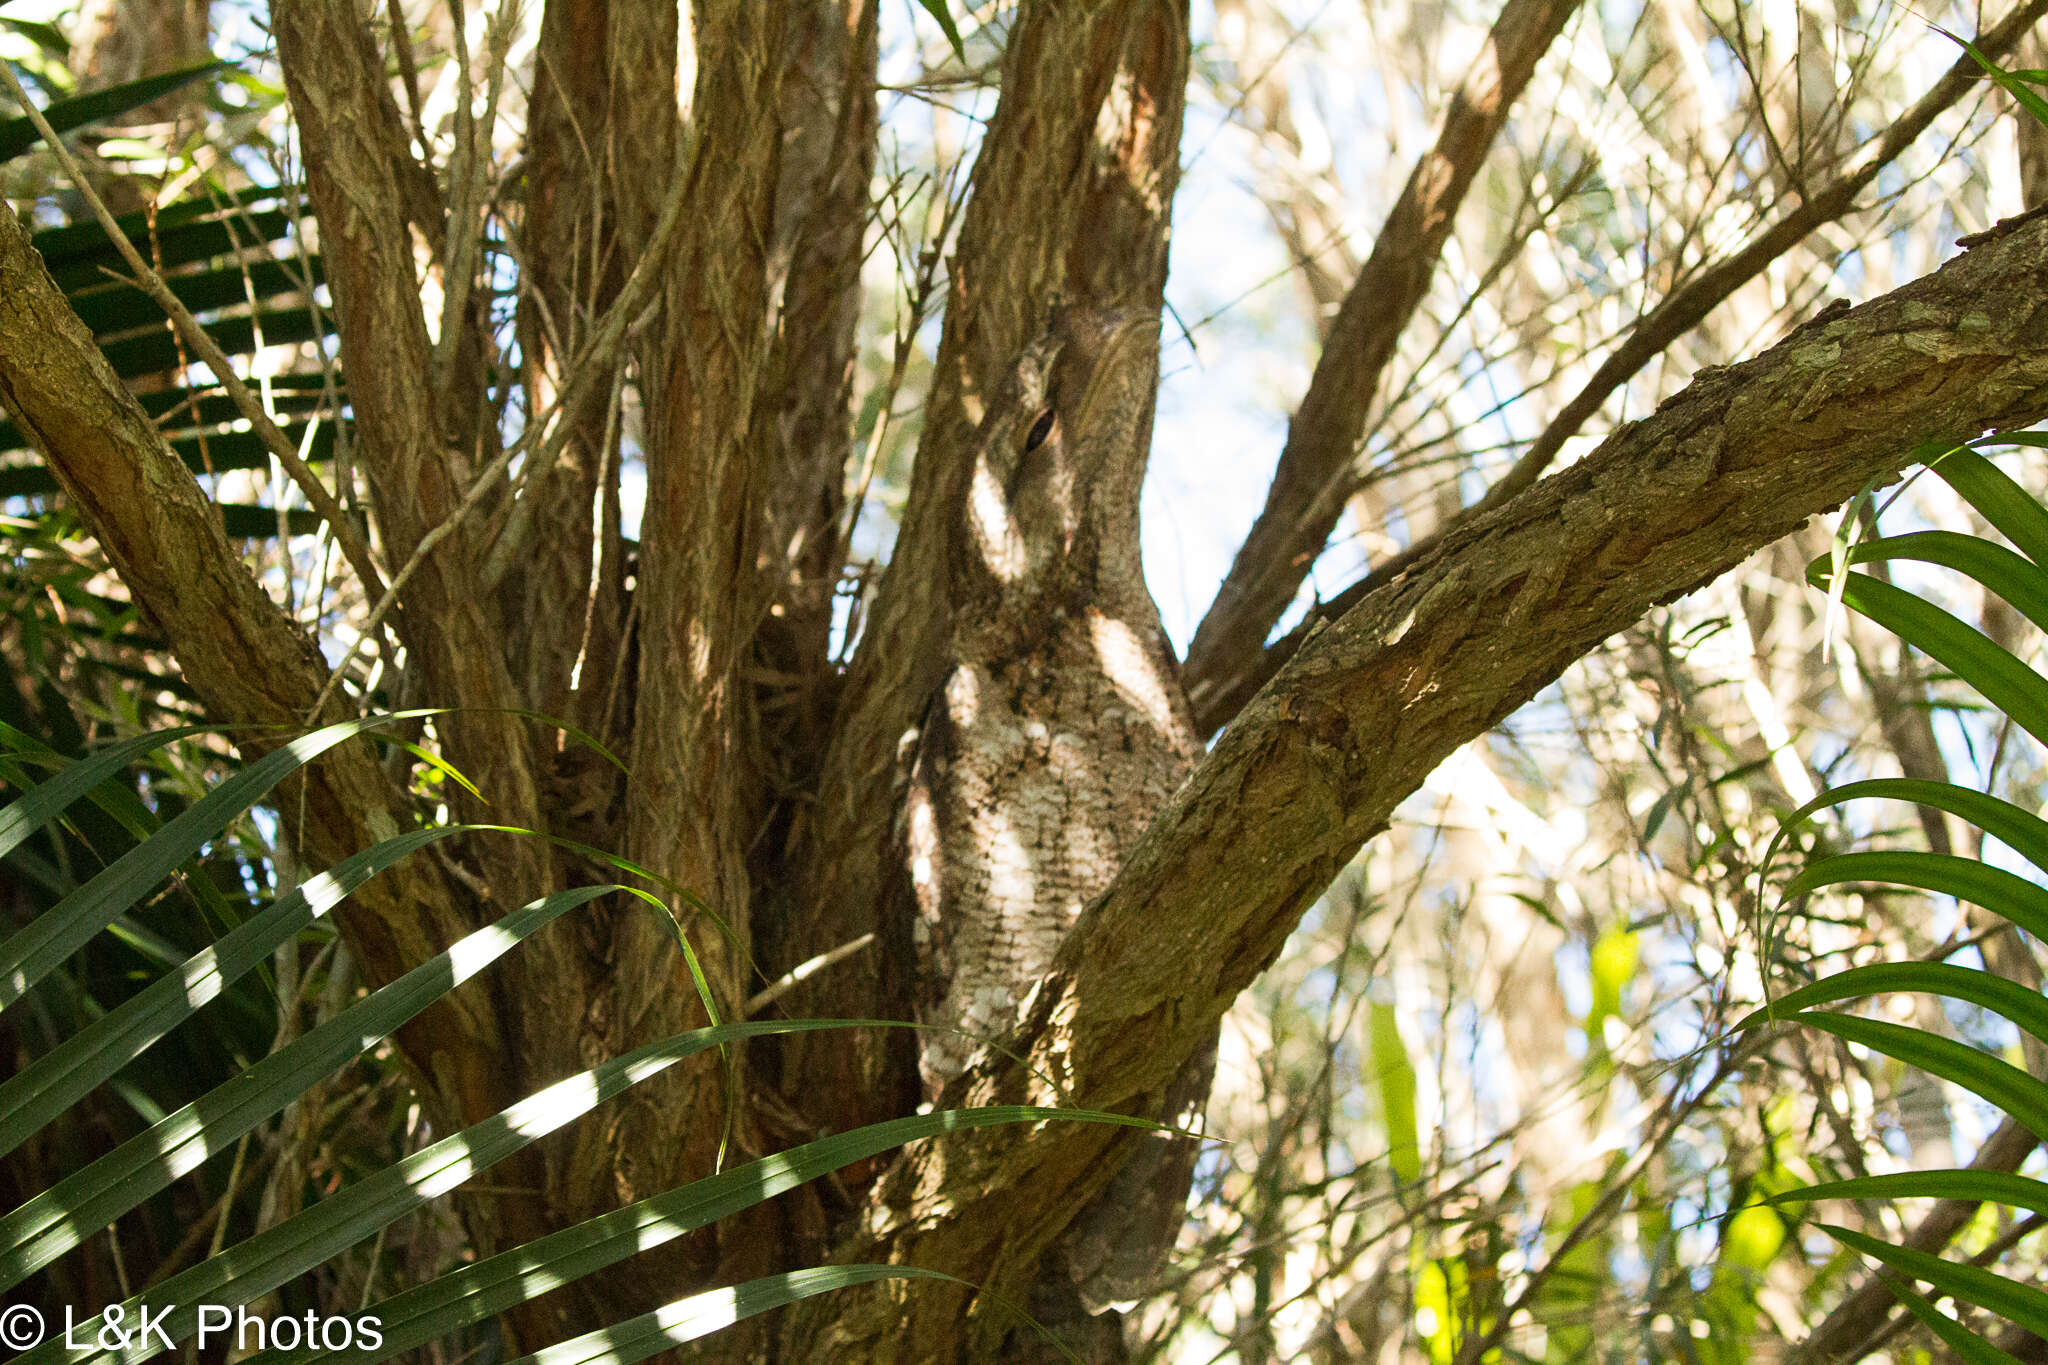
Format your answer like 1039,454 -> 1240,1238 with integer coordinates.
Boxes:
4,1 -> 2048,1361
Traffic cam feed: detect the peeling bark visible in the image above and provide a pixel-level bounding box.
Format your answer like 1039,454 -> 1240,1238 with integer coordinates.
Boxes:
751,0 -> 877,696
272,0 -> 552,916
507,0 -> 625,728
750,2 -> 881,1076
600,0 -> 789,1322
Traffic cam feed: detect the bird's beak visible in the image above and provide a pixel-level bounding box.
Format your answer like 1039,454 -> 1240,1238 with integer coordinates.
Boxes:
1068,309 -> 1158,445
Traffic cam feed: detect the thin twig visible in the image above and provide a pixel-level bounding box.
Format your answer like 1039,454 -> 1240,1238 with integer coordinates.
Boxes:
431,0 -> 516,404
830,160 -> 962,578
477,122 -> 702,591
746,933 -> 876,1016
1453,1030 -> 1774,1365
322,128 -> 700,711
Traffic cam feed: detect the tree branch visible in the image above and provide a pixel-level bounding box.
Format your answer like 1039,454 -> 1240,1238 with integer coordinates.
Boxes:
273,0 -> 549,904
1786,1118 -> 2038,1363
492,0 -> 628,724
582,1 -> 792,1314
1182,0 -> 1582,708
1187,0 -> 2048,734
809,207 -> 2048,1364
751,0 -> 881,745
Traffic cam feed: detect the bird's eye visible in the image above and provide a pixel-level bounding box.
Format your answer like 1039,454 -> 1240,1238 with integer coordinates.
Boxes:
1023,407 -> 1056,453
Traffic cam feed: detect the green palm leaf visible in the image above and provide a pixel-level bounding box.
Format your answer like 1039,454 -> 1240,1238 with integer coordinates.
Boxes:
1782,1012 -> 2048,1142
511,1267 -> 962,1365
1804,570 -> 2048,750
1736,961 -> 2048,1049
255,1106 -> 1139,1365
0,61 -> 227,163
0,729 -> 1158,1356
1873,1273 -> 2029,1365
0,714 -> 410,1008
1759,438 -> 2048,1356
1839,530 -> 2048,634
0,720 -> 216,858
1777,850 -> 2048,942
0,824 -> 467,1161
0,184 -> 343,555
1934,445 -> 2048,565
1767,1169 -> 2048,1216
0,882 -> 617,1290
1823,1225 -> 2048,1339
25,1012 -> 1148,1365
1770,777 -> 2048,879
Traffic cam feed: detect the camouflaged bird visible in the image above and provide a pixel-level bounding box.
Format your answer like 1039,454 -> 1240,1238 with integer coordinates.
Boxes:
903,307 -> 1200,1090
895,308 -> 1215,1317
